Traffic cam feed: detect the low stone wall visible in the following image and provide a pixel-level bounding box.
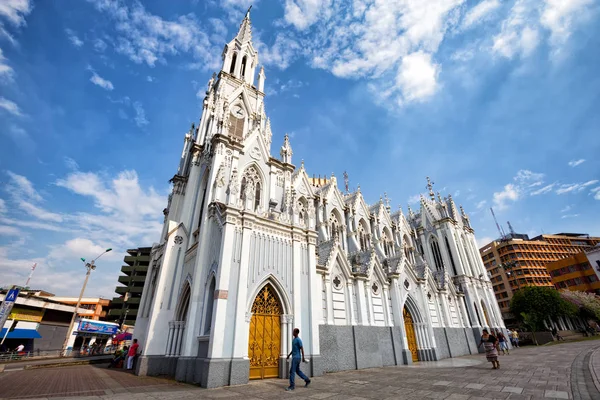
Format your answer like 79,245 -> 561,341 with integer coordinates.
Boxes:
317,325 -> 404,374
433,327 -> 479,359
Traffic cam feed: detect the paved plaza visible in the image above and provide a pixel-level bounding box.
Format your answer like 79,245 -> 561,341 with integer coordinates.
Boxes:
1,340 -> 599,400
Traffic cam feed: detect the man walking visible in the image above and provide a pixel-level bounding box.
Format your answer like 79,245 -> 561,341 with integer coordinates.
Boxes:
127,339 -> 139,370
510,329 -> 519,348
286,328 -> 311,391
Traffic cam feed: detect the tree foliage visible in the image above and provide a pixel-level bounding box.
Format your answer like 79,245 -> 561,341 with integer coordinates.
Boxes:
560,290 -> 600,320
510,286 -> 577,331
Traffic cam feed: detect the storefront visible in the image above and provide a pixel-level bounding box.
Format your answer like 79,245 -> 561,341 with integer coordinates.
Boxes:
0,307 -> 44,353
67,319 -> 119,355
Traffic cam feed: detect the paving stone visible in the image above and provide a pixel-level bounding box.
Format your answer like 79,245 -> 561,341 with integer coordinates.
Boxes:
503,386 -> 524,394
544,390 -> 569,399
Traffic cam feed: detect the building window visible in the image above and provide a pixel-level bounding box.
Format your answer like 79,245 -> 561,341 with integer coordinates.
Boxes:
229,53 -> 237,74
203,277 -> 216,335
430,237 -> 444,272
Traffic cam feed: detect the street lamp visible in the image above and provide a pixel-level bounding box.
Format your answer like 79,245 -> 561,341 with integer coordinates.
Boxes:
61,248 -> 112,356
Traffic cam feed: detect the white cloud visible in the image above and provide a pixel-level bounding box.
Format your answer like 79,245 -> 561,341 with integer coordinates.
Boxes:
0,198 -> 6,214
0,169 -> 168,295
560,205 -> 572,213
64,156 -> 79,171
556,180 -> 599,194
0,225 -> 20,235
492,0 -> 540,59
476,200 -> 487,209
6,171 -> 42,202
477,236 -> 495,248
493,183 -> 519,210
19,201 -> 63,222
561,213 -> 579,219
146,75 -> 154,82
3,124 -> 33,151
396,52 -> 441,103
283,0 -> 329,31
90,71 -> 114,91
133,101 -> 148,127
407,193 -> 423,205
0,49 -> 14,81
592,187 -> 600,200
462,0 -> 501,29
254,33 -> 301,70
94,38 -> 107,52
65,28 -> 83,47
530,183 -> 555,195
0,0 -> 33,27
568,159 -> 585,167
541,0 -> 594,48
0,96 -> 23,116
91,0 -> 221,69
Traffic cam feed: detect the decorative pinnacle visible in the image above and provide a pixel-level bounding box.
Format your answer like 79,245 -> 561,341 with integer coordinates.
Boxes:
343,171 -> 349,194
460,205 -> 466,216
426,176 -> 435,200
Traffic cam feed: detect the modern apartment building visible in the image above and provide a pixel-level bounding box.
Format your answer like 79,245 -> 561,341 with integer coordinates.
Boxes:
479,233 -> 600,324
48,297 -> 110,320
547,245 -> 600,294
106,247 -> 151,326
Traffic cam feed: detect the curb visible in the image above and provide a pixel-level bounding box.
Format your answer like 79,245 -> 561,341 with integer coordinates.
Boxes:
589,347 -> 600,394
23,358 -> 111,370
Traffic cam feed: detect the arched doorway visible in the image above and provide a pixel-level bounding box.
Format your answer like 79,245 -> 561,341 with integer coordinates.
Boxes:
481,300 -> 491,327
403,307 -> 419,362
248,284 -> 283,379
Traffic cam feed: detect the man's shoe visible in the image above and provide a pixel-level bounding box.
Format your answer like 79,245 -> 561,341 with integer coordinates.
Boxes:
286,386 -> 294,391
305,379 -> 311,388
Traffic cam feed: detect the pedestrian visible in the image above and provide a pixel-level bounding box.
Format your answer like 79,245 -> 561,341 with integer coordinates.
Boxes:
552,327 -> 564,341
285,328 -> 311,391
496,330 -> 509,355
127,339 -> 139,370
15,343 -> 25,353
510,329 -> 519,348
478,329 -> 500,369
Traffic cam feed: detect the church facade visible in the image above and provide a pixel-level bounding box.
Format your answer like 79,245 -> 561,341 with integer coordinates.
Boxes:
134,12 -> 505,388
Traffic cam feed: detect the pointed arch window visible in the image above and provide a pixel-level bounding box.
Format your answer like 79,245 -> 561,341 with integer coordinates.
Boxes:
444,236 -> 458,276
254,182 -> 261,211
357,222 -> 369,251
430,236 -> 444,272
229,53 -> 237,75
203,277 -> 216,335
241,55 -> 248,78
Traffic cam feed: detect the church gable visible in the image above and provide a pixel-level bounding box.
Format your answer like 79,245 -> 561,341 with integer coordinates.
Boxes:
291,166 -> 315,200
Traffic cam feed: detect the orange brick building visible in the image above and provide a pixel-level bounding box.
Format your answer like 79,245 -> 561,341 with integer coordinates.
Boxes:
547,250 -> 600,294
479,233 -> 600,324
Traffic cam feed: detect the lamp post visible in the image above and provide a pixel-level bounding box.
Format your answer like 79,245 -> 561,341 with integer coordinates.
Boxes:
62,248 -> 112,356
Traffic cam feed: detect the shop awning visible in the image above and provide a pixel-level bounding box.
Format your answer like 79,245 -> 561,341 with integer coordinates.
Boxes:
0,328 -> 42,339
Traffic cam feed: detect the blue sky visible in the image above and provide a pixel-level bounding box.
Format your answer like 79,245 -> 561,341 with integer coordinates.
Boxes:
1,0 -> 599,298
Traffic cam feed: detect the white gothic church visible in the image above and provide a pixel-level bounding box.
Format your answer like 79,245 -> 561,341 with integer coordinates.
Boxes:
134,11 -> 505,388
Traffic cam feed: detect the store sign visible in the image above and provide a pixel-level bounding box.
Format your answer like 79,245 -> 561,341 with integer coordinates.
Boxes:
10,307 -> 44,322
78,320 -> 118,335
0,288 -> 20,330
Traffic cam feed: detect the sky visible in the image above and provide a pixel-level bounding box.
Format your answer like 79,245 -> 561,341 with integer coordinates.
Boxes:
0,0 -> 599,298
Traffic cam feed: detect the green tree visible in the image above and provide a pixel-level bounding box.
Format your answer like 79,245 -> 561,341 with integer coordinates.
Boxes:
510,286 -> 577,345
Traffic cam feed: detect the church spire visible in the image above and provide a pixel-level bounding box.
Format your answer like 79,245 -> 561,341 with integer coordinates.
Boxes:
280,133 -> 293,164
236,6 -> 253,43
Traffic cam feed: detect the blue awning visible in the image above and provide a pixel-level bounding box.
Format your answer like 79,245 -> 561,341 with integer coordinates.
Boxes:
0,328 -> 42,339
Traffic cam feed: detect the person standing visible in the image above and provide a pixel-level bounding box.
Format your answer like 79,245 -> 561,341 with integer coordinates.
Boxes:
127,339 -> 139,370
510,329 -> 519,348
478,329 -> 500,369
285,328 -> 311,391
15,344 -> 25,353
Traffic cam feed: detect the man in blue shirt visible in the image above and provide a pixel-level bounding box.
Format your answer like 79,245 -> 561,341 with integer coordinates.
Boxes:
286,328 -> 311,391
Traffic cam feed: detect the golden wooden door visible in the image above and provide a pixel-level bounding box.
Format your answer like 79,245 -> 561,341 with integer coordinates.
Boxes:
403,307 -> 419,362
248,285 -> 282,379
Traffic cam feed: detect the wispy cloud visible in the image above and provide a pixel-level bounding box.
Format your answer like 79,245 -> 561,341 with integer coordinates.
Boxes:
0,49 -> 14,81
561,214 -> 579,219
493,169 -> 546,209
132,101 -> 148,127
65,28 -> 83,47
0,96 -> 23,116
568,159 -> 585,167
476,200 -> 487,209
592,187 -> 600,201
90,71 -> 114,91
0,0 -> 33,27
530,183 -> 555,195
555,180 -> 599,195
462,0 -> 501,29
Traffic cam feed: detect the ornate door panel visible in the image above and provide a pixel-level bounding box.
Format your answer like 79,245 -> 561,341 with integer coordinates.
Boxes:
403,307 -> 419,362
249,285 -> 282,379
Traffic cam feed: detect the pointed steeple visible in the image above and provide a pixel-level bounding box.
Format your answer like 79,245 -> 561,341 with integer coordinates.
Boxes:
237,6 -> 253,43
426,176 -> 435,200
280,133 -> 293,164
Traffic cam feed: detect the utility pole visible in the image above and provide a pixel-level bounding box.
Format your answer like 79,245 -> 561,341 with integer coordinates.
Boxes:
61,248 -> 111,356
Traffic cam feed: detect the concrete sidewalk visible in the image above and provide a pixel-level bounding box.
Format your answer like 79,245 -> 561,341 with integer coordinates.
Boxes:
0,355 -> 112,371
1,340 -> 599,399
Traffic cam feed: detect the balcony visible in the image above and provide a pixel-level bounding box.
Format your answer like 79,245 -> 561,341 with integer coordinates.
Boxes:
118,275 -> 146,285
115,286 -> 143,295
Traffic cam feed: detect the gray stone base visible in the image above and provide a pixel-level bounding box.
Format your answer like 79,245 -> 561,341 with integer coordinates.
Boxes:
310,355 -> 324,377
433,327 -> 479,359
402,349 -> 413,365
138,356 -> 249,388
